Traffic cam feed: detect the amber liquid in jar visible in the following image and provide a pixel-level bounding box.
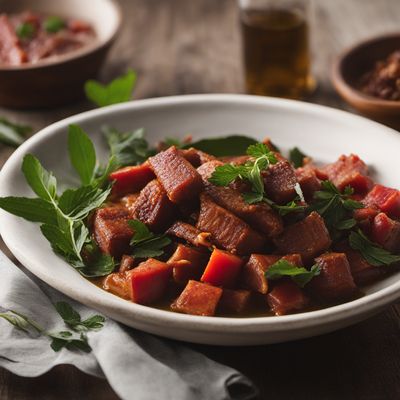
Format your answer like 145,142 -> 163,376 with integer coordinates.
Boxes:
241,8 -> 315,99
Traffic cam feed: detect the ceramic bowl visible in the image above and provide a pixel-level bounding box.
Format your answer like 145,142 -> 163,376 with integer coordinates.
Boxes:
1,94 -> 400,345
0,0 -> 121,109
332,33 -> 400,129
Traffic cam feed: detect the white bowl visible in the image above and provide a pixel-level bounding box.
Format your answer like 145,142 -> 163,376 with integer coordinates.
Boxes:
1,94 -> 400,345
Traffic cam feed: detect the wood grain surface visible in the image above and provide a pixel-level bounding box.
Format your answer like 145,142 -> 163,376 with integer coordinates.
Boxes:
1,0 -> 400,399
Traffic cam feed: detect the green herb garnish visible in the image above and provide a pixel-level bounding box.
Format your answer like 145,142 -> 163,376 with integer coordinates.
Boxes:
0,303 -> 104,353
265,259 -> 321,287
103,126 -> 154,168
16,22 -> 35,39
0,125 -> 115,277
271,199 -> 307,216
44,16 -> 65,33
85,70 -> 137,107
349,230 -> 400,267
128,220 -> 171,258
289,147 -> 307,168
209,143 -> 277,204
309,181 -> 363,233
0,117 -> 32,147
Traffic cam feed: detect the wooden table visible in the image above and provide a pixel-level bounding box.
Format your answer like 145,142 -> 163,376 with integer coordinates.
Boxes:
1,1 -> 400,399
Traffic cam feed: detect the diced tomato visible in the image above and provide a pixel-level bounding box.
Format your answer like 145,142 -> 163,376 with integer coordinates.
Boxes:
353,207 -> 379,222
371,213 -> 394,245
127,259 -> 172,305
267,281 -> 309,316
109,164 -> 155,196
363,185 -> 400,218
201,249 -> 243,288
171,280 -> 223,316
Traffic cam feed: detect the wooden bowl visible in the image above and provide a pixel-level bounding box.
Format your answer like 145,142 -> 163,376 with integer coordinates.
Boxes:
332,33 -> 400,129
0,0 -> 121,109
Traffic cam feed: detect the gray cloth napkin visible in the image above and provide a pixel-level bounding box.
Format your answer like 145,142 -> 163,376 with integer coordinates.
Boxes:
0,251 -> 258,400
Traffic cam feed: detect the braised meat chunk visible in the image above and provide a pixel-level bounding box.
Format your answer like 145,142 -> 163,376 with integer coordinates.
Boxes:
149,146 -> 203,203
273,212 -> 331,263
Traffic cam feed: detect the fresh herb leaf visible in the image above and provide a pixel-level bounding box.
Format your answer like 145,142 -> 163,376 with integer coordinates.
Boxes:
85,70 -> 137,107
68,125 -> 96,185
272,200 -> 307,216
0,118 -> 31,147
335,218 -> 357,230
128,220 -> 171,258
16,22 -> 35,39
44,16 -> 65,33
0,197 -> 58,225
103,126 -> 153,167
289,147 -> 307,168
22,154 -> 58,202
183,135 -> 258,157
265,259 -> 321,287
209,142 -> 277,204
164,137 -> 185,148
349,230 -> 400,267
309,180 -> 364,234
80,315 -> 106,330
0,311 -> 31,333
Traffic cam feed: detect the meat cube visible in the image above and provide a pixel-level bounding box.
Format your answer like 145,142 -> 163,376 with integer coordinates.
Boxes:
322,154 -> 373,193
127,259 -> 172,305
133,180 -> 176,232
262,160 -> 298,204
0,15 -> 27,65
93,207 -> 133,258
295,167 -> 321,201
166,221 -> 212,247
353,206 -> 379,222
201,249 -> 243,288
180,148 -> 216,166
171,280 -> 223,316
149,146 -> 203,203
273,212 -> 332,263
309,253 -> 357,301
119,255 -> 135,272
371,213 -> 400,253
198,161 -> 283,237
267,281 -> 309,316
335,242 -> 383,286
242,254 -> 279,293
218,289 -> 251,314
103,272 -> 131,299
197,194 -> 266,255
167,244 -> 209,284
109,164 -> 155,196
363,184 -> 400,218
242,253 -> 302,294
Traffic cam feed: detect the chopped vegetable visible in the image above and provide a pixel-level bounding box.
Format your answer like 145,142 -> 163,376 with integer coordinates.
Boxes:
44,16 -> 65,33
289,147 -> 307,168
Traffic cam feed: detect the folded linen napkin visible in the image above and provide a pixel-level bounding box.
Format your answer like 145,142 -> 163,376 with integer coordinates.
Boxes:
0,251 -> 258,400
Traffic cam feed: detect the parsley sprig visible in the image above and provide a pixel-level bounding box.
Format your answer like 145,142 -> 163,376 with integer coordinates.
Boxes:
265,259 -> 321,287
349,230 -> 400,267
289,147 -> 307,168
85,70 -> 137,107
209,143 -> 277,204
0,302 -> 104,353
128,220 -> 171,258
309,181 -> 363,235
0,125 -> 116,277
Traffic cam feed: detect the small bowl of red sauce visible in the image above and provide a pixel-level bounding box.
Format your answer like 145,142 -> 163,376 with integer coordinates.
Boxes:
0,0 -> 121,109
332,33 -> 400,130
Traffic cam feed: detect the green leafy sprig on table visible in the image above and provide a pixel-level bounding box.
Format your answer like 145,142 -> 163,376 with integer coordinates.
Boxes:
308,181 -> 364,237
265,259 -> 321,287
0,125 -> 116,277
0,302 -> 104,353
85,70 -> 137,107
0,117 -> 32,147
349,230 -> 400,267
128,220 -> 171,258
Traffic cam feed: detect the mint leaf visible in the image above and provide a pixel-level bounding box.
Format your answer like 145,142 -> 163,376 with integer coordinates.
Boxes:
54,302 -> 81,326
289,147 -> 307,168
265,259 -> 321,287
22,155 -> 57,201
128,220 -> 171,258
0,197 -> 57,225
68,125 -> 96,185
0,118 -> 31,147
85,70 -> 136,107
81,315 -> 105,330
349,230 -> 400,267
